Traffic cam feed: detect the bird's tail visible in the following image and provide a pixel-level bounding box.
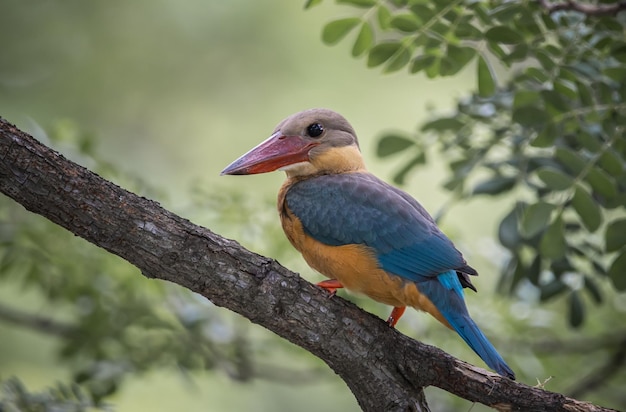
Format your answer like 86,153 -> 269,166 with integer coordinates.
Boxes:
422,270 -> 515,379
443,311 -> 516,379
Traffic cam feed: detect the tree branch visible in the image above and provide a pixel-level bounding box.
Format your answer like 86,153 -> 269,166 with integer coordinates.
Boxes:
538,0 -> 626,16
0,302 -> 76,337
567,336 -> 626,399
0,117 -> 617,412
524,330 -> 626,354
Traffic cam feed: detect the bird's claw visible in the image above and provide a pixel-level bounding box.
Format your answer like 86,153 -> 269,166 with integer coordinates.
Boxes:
316,279 -> 343,298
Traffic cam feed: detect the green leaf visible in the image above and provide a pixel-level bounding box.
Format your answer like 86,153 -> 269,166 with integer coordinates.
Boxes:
605,218 -> 626,252
487,41 -> 507,60
555,147 -> 586,176
540,216 -> 567,259
504,44 -> 529,63
442,9 -> 459,22
525,67 -> 550,83
477,54 -> 496,97
352,22 -> 374,57
499,204 -> 523,249
528,254 -> 542,285
568,291 -> 585,328
540,13 -> 557,30
489,3 -> 523,21
554,79 -> 578,100
473,3 -> 490,25
592,260 -> 607,277
576,81 -> 593,106
536,167 -> 574,190
535,49 -> 556,71
322,18 -> 361,45
512,106 -> 549,128
392,153 -> 426,185
447,45 -> 476,70
420,117 -> 465,132
438,56 -> 463,77
454,21 -> 482,40
598,150 -> 624,176
377,5 -> 392,29
485,26 -> 524,44
532,123 -> 557,147
584,276 -> 603,304
409,4 -> 434,22
572,185 -> 602,232
384,46 -> 412,73
503,255 -> 526,292
608,250 -> 626,291
541,89 -> 569,112
520,201 -> 555,238
604,67 -> 626,82
611,43 -> 626,63
389,13 -> 421,32
304,0 -> 323,8
367,42 -> 402,67
568,61 -> 600,80
596,18 -> 623,32
513,90 -> 541,109
410,54 -> 437,73
429,21 -> 450,38
424,57 -> 441,79
337,0 -> 376,6
540,279 -> 568,301
472,176 -> 517,195
575,131 -> 602,152
586,167 -> 618,199
376,133 -> 414,157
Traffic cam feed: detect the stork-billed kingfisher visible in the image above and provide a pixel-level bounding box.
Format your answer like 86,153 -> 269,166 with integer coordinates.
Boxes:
221,108 -> 515,379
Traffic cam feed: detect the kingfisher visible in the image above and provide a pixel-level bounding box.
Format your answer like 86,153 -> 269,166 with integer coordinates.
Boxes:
221,108 -> 515,379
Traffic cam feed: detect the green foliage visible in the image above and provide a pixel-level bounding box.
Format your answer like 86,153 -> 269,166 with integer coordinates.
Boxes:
322,18 -> 361,44
318,0 -> 626,327
0,377 -> 106,412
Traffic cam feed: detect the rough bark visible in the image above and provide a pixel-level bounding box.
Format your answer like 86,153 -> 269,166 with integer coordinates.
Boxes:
0,117 -> 617,412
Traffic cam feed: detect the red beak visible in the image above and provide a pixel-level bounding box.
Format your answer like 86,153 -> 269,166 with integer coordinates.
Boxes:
221,133 -> 320,175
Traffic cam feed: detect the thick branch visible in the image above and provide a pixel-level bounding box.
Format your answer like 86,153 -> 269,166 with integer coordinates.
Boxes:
539,0 -> 626,16
0,117 -> 617,412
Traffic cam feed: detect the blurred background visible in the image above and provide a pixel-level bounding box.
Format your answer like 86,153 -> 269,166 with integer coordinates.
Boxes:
1,1 -> 624,411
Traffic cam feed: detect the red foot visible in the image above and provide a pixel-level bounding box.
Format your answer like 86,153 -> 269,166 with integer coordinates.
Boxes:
316,279 -> 344,297
386,306 -> 406,328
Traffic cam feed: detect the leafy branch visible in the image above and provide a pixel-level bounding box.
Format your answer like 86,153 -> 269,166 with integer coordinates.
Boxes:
538,0 -> 626,17
310,0 -> 626,328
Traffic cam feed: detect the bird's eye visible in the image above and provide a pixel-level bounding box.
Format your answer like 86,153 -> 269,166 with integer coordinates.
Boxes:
306,123 -> 324,138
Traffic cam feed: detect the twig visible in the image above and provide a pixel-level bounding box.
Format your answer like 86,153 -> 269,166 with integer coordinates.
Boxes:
527,330 -> 626,354
538,0 -> 626,16
567,337 -> 626,398
0,302 -> 76,337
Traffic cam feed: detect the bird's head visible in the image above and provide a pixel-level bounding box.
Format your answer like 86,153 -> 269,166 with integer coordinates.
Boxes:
221,108 -> 365,177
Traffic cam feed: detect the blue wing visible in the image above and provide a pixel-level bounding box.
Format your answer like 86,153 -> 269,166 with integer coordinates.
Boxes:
285,173 -> 475,283
286,173 -> 515,379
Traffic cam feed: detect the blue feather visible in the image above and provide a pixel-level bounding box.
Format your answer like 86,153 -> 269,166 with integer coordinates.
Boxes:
286,173 -> 468,281
286,172 -> 514,378
420,271 -> 515,379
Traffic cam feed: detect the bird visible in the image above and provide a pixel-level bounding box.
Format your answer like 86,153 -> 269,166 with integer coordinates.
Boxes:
221,108 -> 515,379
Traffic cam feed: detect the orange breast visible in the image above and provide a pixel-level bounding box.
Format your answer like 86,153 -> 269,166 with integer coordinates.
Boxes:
278,183 -> 450,327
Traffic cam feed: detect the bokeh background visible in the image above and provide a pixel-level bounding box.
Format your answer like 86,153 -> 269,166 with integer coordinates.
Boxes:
1,1 -> 624,411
